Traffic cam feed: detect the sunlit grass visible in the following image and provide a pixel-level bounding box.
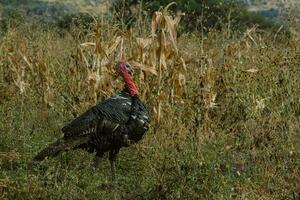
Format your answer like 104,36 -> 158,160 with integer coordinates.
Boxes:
0,6 -> 300,200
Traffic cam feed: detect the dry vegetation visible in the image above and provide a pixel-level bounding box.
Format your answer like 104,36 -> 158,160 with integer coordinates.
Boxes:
0,4 -> 300,200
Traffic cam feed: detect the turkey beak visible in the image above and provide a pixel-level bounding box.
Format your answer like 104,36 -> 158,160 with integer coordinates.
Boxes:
129,68 -> 133,76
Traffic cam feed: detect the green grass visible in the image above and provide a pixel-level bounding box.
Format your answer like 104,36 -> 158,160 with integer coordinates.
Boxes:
0,13 -> 300,200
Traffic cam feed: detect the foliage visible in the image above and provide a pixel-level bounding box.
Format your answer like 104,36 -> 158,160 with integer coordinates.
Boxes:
0,3 -> 300,200
111,0 -> 276,31
0,7 -> 25,33
55,13 -> 96,34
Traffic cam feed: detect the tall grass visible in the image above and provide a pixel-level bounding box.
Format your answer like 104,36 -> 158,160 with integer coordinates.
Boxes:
0,6 -> 300,200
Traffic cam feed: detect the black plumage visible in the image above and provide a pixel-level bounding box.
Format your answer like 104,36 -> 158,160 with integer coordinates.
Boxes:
33,91 -> 150,180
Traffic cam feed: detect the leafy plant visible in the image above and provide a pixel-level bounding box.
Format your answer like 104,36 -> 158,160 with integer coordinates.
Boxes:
111,0 -> 276,31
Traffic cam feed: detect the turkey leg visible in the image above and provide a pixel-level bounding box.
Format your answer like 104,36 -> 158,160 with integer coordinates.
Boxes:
109,148 -> 120,181
94,151 -> 104,168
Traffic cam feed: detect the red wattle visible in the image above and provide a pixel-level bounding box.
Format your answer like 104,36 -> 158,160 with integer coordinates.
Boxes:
121,68 -> 138,96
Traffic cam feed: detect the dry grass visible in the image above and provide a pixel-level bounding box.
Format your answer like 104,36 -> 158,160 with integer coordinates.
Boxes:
0,5 -> 300,200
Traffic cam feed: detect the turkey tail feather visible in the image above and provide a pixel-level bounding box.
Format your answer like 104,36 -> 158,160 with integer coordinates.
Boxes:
33,136 -> 90,161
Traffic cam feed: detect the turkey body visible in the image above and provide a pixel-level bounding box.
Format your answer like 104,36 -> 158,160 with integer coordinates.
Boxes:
33,91 -> 150,179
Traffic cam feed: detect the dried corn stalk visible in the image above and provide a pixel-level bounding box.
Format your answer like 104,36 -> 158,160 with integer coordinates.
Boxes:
79,22 -> 122,102
37,58 -> 55,107
77,4 -> 186,123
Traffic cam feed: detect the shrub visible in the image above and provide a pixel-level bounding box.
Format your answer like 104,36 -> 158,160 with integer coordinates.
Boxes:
56,13 -> 96,32
0,7 -> 25,32
111,0 -> 275,31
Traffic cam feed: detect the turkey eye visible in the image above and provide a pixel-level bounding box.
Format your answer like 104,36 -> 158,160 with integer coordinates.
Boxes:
125,64 -> 133,75
125,64 -> 131,70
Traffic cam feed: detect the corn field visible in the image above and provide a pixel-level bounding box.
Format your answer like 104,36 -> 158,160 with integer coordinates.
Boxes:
0,4 -> 300,200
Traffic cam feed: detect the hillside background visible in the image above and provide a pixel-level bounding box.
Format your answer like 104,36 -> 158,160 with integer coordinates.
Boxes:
1,0 -> 300,20
0,0 -> 299,199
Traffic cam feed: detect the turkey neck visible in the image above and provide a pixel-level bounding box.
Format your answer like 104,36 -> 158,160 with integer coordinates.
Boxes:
121,71 -> 138,96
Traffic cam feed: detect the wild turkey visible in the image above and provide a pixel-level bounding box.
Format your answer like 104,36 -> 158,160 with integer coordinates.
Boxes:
33,61 -> 150,180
